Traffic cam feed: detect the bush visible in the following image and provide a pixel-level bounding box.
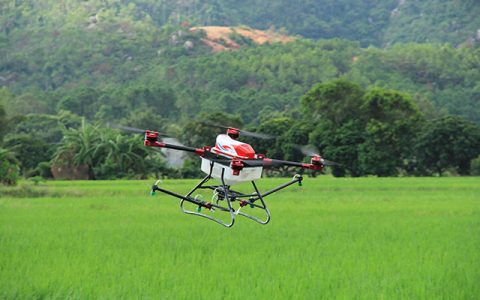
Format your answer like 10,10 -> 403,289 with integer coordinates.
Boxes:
36,161 -> 54,179
470,156 -> 480,176
0,159 -> 20,186
0,148 -> 20,186
178,158 -> 203,179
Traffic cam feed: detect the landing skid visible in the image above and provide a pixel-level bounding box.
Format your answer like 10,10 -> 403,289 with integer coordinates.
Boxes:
151,161 -> 303,227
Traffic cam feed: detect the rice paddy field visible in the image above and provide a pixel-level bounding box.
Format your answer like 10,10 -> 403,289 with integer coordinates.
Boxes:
1,176 -> 479,299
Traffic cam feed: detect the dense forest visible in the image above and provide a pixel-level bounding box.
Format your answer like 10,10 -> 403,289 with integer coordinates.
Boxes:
2,0 -> 480,46
1,0 -> 480,184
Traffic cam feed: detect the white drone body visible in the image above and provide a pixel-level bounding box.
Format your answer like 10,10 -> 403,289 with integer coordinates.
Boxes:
201,134 -> 262,185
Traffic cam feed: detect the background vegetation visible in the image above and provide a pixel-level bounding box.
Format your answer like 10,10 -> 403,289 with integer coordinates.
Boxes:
1,3 -> 479,297
3,0 -> 479,48
1,0 -> 480,183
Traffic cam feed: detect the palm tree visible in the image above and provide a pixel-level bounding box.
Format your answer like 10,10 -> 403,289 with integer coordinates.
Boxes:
53,119 -> 101,179
95,130 -> 151,178
53,119 -> 163,179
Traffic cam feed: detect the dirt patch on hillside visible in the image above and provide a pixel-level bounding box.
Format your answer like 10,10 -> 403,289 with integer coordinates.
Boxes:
190,26 -> 295,52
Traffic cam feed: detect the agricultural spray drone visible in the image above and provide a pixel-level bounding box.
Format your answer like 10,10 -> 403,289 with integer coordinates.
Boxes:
116,124 -> 337,227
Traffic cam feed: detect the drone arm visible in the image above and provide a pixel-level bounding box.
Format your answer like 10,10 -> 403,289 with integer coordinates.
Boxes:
266,159 -> 307,168
273,159 -> 323,171
145,139 -> 207,155
250,175 -> 303,201
245,158 -> 323,171
144,131 -> 214,157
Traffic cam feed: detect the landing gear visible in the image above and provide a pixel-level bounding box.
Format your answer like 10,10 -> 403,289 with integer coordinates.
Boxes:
151,161 -> 303,227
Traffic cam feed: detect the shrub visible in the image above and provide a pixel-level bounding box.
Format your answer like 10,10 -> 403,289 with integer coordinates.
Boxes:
0,152 -> 20,186
470,156 -> 480,176
36,161 -> 53,179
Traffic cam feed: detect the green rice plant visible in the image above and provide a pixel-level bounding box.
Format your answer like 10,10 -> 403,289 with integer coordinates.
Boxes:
0,177 -> 479,299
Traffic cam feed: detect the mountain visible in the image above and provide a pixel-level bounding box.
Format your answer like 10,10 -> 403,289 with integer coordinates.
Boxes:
2,1 -> 479,46
1,0 -> 479,124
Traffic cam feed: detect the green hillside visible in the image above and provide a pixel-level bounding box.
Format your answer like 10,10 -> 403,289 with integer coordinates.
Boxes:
1,0 -> 480,181
1,0 -> 479,122
3,0 -> 479,46
2,37 -> 479,124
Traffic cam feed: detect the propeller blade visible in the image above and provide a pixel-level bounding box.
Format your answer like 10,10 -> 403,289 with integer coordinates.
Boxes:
298,145 -> 319,157
109,123 -> 146,134
238,130 -> 273,140
200,121 -> 229,130
298,145 -> 340,166
201,121 -> 273,140
321,159 -> 340,166
108,123 -> 169,136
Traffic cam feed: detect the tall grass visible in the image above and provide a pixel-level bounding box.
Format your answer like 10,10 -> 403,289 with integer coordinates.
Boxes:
1,177 -> 479,299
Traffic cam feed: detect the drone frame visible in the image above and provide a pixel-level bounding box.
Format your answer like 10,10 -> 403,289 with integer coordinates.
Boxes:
143,129 -> 328,227
151,160 -> 304,227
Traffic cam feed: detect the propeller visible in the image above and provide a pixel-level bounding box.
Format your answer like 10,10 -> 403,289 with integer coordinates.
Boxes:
108,123 -> 170,137
298,145 -> 340,166
108,124 -> 171,156
201,121 -> 273,140
298,145 -> 319,157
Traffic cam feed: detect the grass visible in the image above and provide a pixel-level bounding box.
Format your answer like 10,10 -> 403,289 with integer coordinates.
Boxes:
0,177 -> 479,299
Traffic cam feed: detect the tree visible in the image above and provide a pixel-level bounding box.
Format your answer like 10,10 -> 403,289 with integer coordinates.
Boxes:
0,103 -> 7,143
53,120 -> 101,179
361,88 -> 421,125
301,79 -> 364,126
313,120 -> 365,177
0,148 -> 20,186
121,84 -> 178,118
304,81 -> 423,177
7,114 -> 63,144
281,121 -> 315,161
3,135 -> 52,177
415,116 -> 480,175
250,117 -> 294,159
0,88 -> 16,117
93,130 -> 155,179
358,120 -> 401,176
470,156 -> 480,176
359,88 -> 423,176
52,119 -> 165,180
302,79 -> 367,176
56,88 -> 101,120
122,110 -> 167,133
